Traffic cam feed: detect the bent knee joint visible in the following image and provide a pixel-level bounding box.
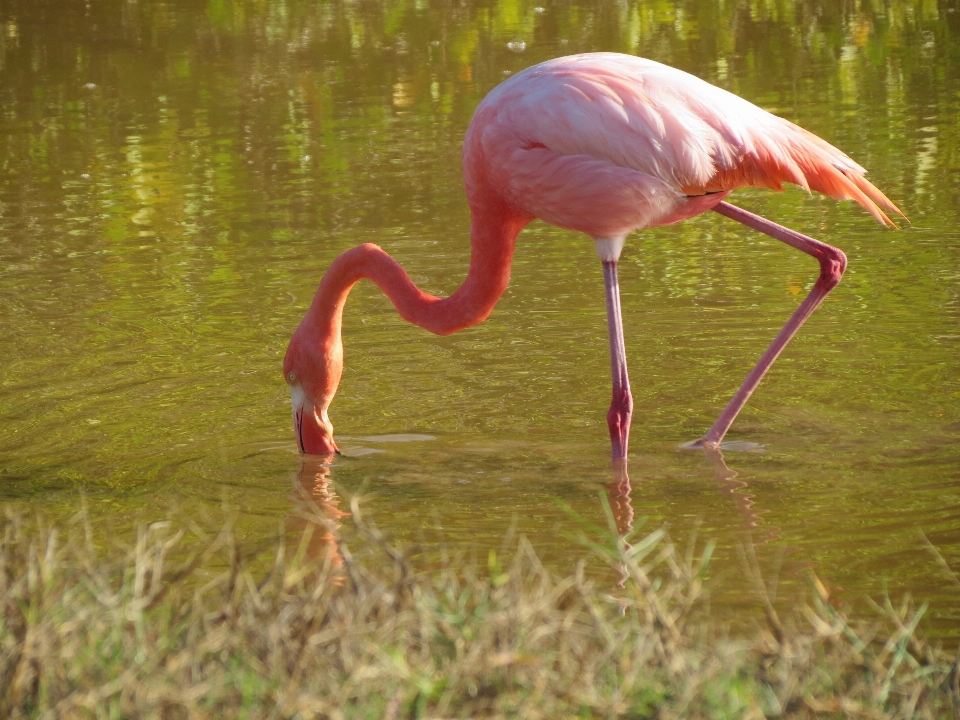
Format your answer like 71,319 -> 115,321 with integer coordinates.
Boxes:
816,247 -> 847,291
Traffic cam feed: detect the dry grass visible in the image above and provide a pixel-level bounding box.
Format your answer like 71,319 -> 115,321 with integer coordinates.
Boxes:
0,495 -> 957,720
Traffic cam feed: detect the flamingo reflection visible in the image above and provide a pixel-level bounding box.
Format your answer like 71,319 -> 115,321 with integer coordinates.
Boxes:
606,448 -> 779,547
288,455 -> 349,580
606,459 -> 635,538
701,446 -> 777,540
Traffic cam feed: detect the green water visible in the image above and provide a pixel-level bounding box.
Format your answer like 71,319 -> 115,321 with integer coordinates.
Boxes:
1,0 -> 958,631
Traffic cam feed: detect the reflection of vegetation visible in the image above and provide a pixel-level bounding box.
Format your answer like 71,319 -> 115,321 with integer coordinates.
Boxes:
1,0 -> 956,232
1,0 -> 954,271
2,509 -> 955,717
1,0 -> 954,269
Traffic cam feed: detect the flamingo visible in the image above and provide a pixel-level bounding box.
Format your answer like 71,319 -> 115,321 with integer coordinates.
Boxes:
283,53 -> 901,460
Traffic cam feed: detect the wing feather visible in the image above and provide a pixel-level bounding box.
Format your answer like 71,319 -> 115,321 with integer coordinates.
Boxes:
470,53 -> 903,230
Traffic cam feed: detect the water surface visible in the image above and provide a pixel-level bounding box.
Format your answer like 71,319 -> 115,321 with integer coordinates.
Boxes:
1,0 -> 959,632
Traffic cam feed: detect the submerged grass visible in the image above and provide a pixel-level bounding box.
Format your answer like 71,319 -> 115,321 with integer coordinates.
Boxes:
0,494 -> 957,719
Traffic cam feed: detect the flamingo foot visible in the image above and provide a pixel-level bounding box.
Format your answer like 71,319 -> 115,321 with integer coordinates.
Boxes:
679,438 -> 765,452
679,437 -> 716,451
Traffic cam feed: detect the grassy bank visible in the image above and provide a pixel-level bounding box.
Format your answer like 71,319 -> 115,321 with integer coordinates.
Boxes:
1,498 -> 956,719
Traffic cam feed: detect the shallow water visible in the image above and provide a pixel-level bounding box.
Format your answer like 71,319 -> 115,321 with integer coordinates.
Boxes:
1,0 -> 959,632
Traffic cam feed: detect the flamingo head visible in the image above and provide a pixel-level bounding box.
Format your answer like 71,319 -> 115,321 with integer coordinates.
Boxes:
283,326 -> 342,457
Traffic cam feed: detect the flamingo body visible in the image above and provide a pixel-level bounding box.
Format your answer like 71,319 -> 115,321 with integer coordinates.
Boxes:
284,53 -> 900,458
465,54 -> 895,238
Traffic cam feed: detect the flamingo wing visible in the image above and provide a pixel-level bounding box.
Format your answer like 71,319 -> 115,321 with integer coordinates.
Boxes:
467,53 -> 902,231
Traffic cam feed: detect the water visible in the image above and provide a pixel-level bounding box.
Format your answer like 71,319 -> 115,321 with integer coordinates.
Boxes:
1,0 -> 959,632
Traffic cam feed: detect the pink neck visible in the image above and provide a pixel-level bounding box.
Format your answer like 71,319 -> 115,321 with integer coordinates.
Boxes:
290,202 -> 530,415
306,209 -> 527,337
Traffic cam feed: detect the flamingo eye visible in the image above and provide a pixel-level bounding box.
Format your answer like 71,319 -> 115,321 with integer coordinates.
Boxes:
288,372 -> 297,383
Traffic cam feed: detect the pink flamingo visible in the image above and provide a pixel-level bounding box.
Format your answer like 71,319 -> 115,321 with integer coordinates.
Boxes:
284,53 -> 901,460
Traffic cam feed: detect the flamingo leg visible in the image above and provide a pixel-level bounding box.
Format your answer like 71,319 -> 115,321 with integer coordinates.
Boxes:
696,201 -> 847,448
603,260 -> 634,460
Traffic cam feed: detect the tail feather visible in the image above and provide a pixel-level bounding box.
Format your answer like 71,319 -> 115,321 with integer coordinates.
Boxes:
800,155 -> 901,228
786,124 -> 904,227
846,169 -> 906,222
700,119 -> 904,228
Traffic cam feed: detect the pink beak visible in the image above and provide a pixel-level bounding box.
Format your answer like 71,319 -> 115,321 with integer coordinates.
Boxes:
291,388 -> 339,456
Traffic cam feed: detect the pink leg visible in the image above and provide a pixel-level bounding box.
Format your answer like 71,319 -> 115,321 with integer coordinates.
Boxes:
694,201 -> 847,448
603,261 -> 634,460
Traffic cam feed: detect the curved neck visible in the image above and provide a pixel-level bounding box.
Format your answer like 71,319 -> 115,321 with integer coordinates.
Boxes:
286,202 -> 531,427
304,207 -> 528,342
